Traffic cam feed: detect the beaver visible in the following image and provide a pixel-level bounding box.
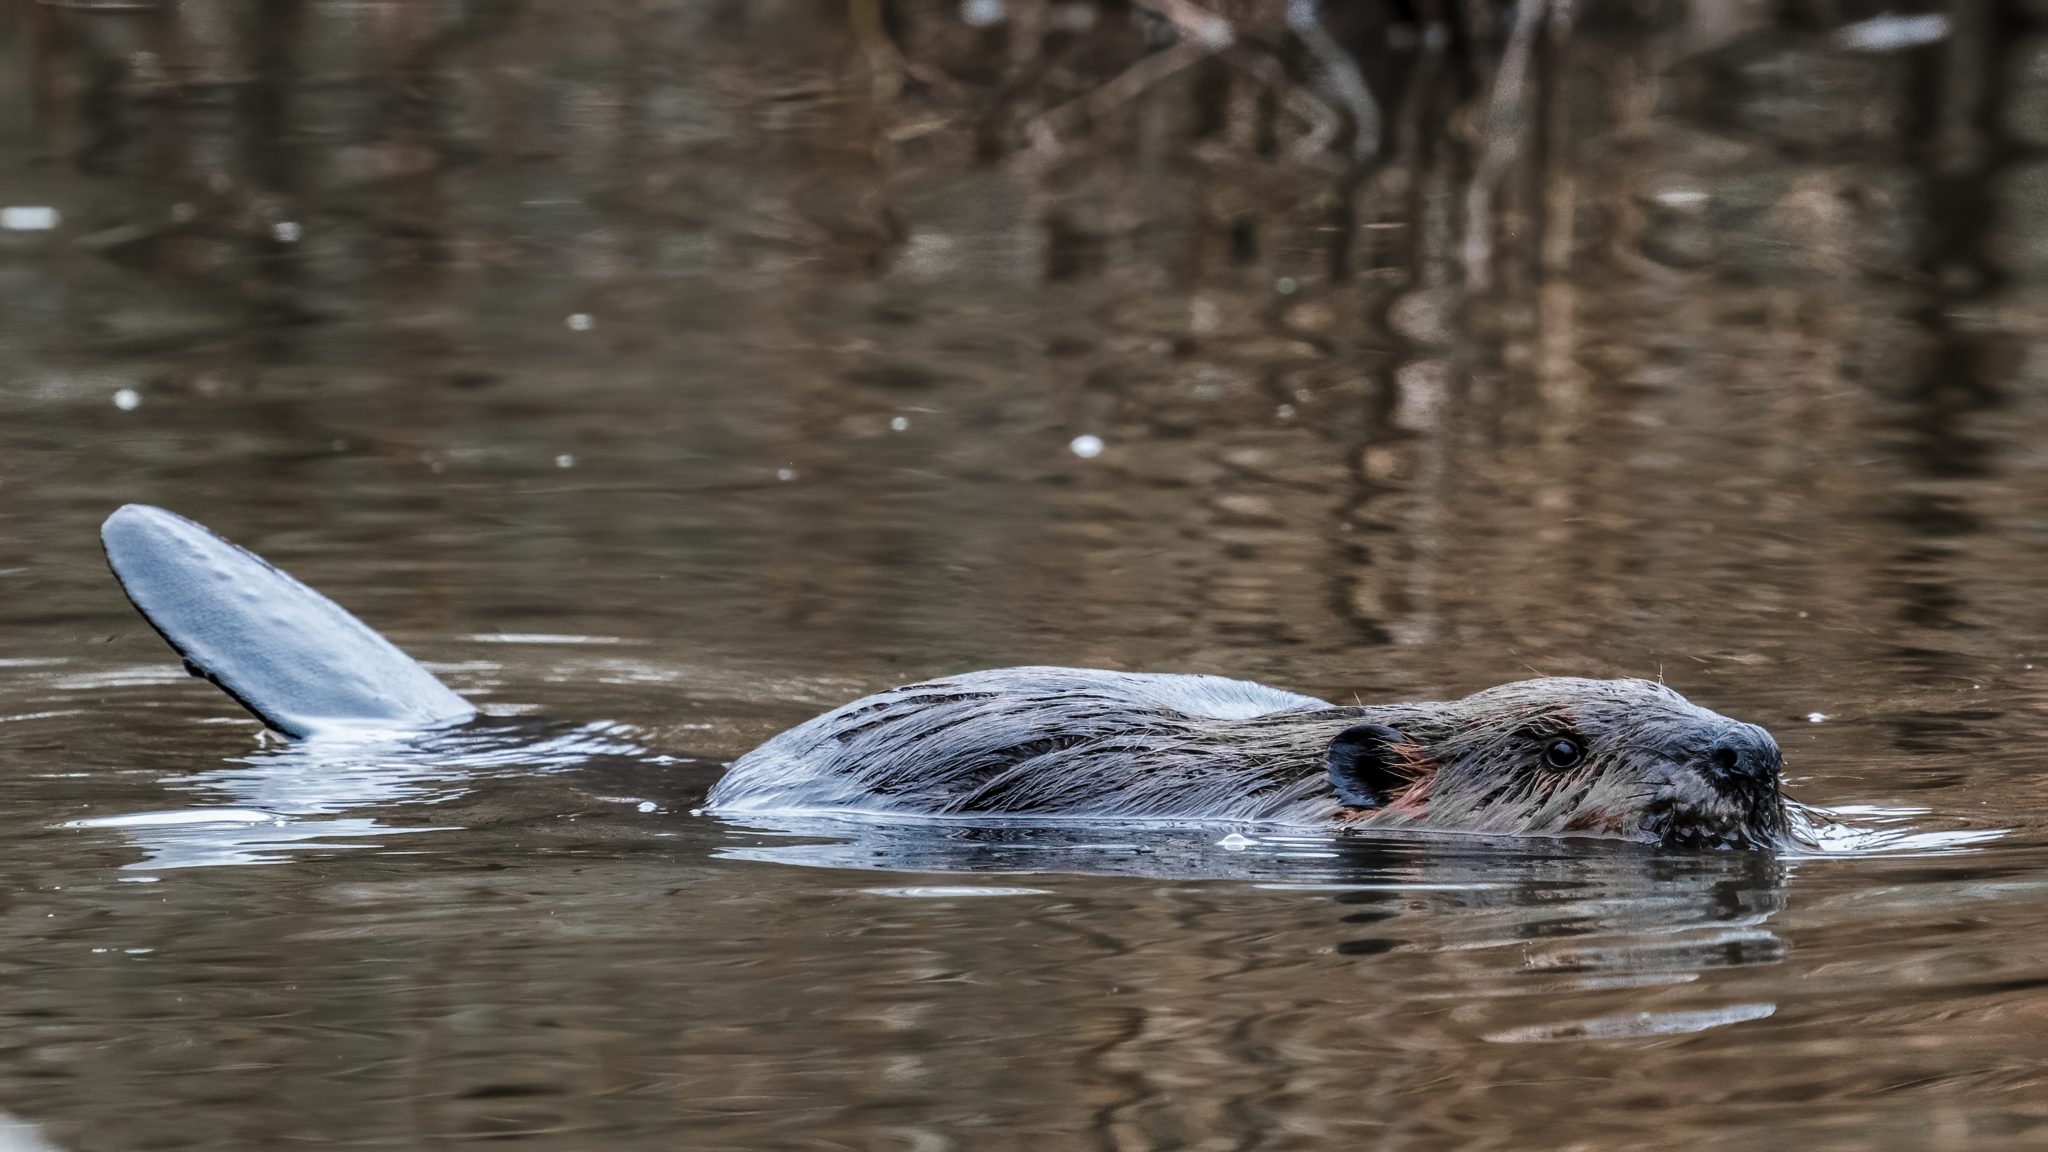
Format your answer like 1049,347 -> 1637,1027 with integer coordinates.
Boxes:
707,667 -> 1787,848
98,504 -> 1788,850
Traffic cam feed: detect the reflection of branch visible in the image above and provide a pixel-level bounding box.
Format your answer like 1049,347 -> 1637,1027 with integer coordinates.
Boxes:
1287,0 -> 1381,162
848,0 -> 904,103
1227,50 -> 1344,169
1463,0 -> 1547,290
1131,0 -> 1236,50
1024,0 -> 1234,162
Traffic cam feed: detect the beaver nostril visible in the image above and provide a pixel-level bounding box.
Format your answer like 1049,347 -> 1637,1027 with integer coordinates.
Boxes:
1705,727 -> 1781,784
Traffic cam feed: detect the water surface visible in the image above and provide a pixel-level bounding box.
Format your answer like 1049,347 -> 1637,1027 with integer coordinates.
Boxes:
4,3 -> 2048,1149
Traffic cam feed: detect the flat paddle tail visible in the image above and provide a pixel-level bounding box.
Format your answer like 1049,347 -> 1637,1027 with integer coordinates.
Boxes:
100,504 -> 477,738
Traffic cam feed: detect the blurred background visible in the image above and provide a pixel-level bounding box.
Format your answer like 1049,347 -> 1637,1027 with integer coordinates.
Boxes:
3,2 -> 2048,1150
3,0 -> 2044,699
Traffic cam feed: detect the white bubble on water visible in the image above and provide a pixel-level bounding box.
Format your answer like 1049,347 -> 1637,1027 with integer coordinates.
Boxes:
1806,712 -> 1829,724
566,313 -> 593,331
1217,833 -> 1256,851
0,206 -> 59,231
1069,434 -> 1104,459
1834,12 -> 1948,53
960,0 -> 1005,26
112,388 -> 141,411
890,416 -> 910,432
776,467 -> 797,481
555,454 -> 575,469
272,220 -> 301,242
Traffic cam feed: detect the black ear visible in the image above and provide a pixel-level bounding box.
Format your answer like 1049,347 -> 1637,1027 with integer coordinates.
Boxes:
1327,723 -> 1411,808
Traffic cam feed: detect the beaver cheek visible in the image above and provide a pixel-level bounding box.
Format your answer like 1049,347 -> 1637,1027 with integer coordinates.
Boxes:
1379,773 -> 1433,818
1562,807 -> 1628,836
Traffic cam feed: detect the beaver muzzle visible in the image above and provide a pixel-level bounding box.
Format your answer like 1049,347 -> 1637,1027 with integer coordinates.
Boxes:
1649,722 -> 1787,848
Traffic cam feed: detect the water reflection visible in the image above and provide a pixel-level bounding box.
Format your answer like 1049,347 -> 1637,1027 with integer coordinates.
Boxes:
68,719 -> 646,870
726,815 -> 1800,1019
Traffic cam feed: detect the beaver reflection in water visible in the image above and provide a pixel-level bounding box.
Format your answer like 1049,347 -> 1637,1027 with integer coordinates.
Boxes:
101,505 -> 1788,851
709,668 -> 1788,849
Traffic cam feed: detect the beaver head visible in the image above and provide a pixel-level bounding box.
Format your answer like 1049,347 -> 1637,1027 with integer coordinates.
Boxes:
1328,678 -> 1785,848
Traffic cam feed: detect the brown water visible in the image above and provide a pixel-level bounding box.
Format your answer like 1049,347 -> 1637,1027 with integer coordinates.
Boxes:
4,2 -> 2048,1149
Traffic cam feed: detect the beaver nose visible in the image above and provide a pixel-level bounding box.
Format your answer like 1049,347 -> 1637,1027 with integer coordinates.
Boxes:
1706,724 -> 1781,784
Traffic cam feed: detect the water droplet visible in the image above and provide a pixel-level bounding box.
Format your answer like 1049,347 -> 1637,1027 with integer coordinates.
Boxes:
1217,832 -> 1256,850
890,416 -> 910,432
1806,712 -> 1829,724
565,313 -> 593,331
636,801 -> 656,813
112,388 -> 141,411
555,454 -> 575,469
272,220 -> 301,243
776,467 -> 797,482
1069,434 -> 1104,459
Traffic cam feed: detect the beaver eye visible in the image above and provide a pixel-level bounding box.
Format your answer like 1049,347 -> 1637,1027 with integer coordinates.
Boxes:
1542,736 -> 1585,770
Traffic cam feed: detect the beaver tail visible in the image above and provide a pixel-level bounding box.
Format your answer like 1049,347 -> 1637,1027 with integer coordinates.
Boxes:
100,504 -> 476,738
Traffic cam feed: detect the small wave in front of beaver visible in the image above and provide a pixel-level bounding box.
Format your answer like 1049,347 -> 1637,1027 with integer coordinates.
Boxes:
709,802 -> 2004,883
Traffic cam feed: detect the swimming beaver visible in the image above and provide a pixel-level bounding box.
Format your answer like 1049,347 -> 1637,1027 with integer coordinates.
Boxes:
708,668 -> 1787,848
99,505 -> 1788,850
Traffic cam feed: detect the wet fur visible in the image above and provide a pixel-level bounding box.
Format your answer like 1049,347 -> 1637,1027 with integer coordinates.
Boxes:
708,669 -> 1788,847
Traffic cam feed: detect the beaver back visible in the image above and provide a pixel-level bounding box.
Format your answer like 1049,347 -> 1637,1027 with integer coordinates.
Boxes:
707,666 -> 1356,822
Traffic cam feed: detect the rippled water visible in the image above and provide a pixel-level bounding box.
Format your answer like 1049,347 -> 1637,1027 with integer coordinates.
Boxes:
6,2 -> 2048,1149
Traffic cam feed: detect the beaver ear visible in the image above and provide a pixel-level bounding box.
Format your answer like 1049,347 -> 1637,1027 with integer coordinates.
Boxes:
1327,723 -> 1410,808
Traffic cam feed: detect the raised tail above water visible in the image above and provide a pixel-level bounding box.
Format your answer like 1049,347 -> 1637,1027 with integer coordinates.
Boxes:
101,504 -> 476,738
